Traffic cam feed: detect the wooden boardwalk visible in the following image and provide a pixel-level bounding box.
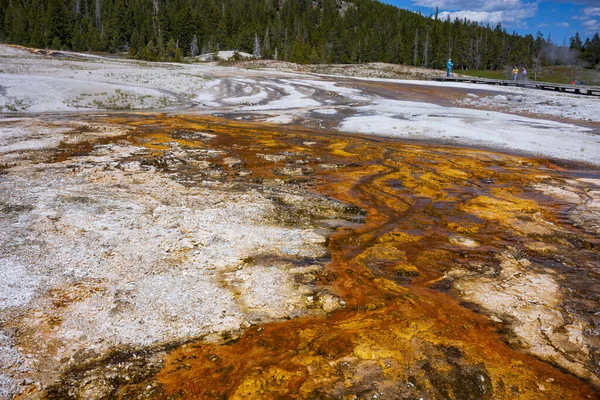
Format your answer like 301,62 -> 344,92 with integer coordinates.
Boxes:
431,76 -> 600,97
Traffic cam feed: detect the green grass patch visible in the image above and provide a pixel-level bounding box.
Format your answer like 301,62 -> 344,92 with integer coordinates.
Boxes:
535,65 -> 600,85
456,65 -> 600,85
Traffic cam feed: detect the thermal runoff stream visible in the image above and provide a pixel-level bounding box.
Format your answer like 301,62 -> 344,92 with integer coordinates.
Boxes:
13,114 -> 592,399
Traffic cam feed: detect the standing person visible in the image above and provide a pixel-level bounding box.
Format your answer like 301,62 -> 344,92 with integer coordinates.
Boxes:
521,67 -> 527,81
512,66 -> 519,81
446,58 -> 453,77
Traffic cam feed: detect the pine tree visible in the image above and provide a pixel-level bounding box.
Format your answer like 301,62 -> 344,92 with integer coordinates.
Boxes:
0,0 -> 589,68
413,27 -> 419,66
584,33 -> 600,66
145,39 -> 158,61
423,27 -> 429,67
263,26 -> 270,56
165,38 -> 177,60
569,32 -> 582,51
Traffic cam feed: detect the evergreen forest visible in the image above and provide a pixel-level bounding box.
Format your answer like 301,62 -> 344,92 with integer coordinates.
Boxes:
1,0 -> 599,69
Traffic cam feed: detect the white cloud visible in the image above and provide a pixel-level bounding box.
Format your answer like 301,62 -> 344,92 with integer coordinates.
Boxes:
583,19 -> 600,34
583,7 -> 600,16
437,5 -> 537,26
438,10 -> 501,24
416,0 -> 538,26
414,0 -> 531,12
552,0 -> 600,5
572,7 -> 600,34
413,0 -> 598,37
412,0 -> 466,9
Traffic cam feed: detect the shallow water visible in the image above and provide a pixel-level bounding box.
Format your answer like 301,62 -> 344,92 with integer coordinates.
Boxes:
44,114 -> 600,399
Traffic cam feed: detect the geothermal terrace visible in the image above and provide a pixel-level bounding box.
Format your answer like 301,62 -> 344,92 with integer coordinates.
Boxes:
1,45 -> 599,398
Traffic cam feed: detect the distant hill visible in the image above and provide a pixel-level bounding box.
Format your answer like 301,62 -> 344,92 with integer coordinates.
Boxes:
0,0 -> 598,68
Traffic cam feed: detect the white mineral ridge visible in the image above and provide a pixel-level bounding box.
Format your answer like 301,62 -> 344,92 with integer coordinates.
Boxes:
197,50 -> 253,61
265,114 -> 296,124
221,78 -> 269,105
356,76 -> 600,123
282,78 -> 368,101
1,44 -> 598,166
0,45 -> 29,56
242,81 -> 321,110
313,108 -> 338,115
0,73 -> 176,112
0,151 -> 329,353
339,99 -> 600,165
0,259 -> 40,310
59,274 -> 245,347
0,124 -> 67,153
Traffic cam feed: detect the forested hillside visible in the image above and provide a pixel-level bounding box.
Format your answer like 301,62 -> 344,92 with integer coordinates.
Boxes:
1,0 -> 599,69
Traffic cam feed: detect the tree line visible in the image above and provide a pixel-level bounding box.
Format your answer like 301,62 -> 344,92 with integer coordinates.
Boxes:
0,0 -> 598,69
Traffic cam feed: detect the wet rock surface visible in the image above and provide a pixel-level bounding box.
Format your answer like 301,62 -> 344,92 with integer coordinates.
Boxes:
0,114 -> 599,399
0,116 -> 361,398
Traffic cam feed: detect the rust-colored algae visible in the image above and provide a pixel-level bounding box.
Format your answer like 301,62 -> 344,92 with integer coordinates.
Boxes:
76,114 -> 599,399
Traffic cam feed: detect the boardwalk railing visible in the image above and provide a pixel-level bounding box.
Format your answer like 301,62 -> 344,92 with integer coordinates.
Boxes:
431,76 -> 600,97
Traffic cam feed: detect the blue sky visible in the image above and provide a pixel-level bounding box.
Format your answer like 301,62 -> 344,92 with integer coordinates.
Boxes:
384,0 -> 600,43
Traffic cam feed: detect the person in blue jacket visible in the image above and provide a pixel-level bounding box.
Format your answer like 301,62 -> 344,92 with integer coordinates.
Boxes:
447,58 -> 453,77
